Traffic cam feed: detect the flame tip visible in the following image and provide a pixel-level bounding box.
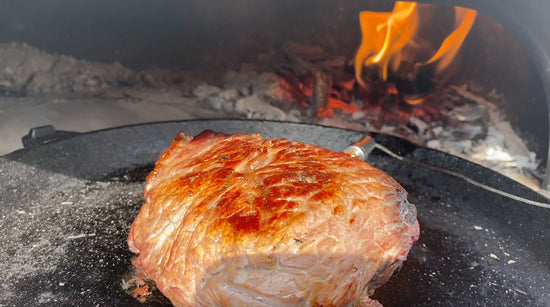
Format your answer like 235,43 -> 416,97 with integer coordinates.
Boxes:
355,2 -> 477,104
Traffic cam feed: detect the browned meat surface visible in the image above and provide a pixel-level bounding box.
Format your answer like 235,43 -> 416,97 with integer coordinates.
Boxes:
128,130 -> 419,306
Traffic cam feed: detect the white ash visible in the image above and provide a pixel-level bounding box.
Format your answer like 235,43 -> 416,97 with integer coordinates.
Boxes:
195,69 -> 302,122
409,116 -> 430,136
0,42 -> 136,95
222,70 -> 281,97
193,84 -> 222,99
234,95 -> 288,121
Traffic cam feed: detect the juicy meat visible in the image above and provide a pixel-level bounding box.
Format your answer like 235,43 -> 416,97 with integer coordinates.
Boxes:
128,130 -> 419,306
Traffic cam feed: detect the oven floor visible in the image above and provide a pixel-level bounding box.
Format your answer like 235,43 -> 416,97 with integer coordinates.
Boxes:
0,94 -> 228,156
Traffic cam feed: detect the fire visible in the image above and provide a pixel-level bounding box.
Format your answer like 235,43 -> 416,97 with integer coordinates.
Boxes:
355,1 -> 477,104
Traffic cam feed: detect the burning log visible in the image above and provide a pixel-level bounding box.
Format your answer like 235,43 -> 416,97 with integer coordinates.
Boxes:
278,41 -> 359,119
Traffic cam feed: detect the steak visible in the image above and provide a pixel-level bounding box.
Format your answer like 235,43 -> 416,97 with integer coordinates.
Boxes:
128,130 -> 419,306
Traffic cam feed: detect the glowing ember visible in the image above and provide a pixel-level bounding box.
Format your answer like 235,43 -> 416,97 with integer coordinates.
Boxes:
276,71 -> 359,119
317,97 -> 359,119
355,1 -> 477,104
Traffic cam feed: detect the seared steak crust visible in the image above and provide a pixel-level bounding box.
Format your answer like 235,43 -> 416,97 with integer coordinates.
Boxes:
128,130 -> 419,306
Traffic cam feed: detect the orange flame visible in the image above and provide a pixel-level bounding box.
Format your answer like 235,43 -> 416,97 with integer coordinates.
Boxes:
355,1 -> 477,102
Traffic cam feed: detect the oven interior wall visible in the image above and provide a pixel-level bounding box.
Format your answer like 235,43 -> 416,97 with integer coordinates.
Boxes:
0,0 -> 380,70
0,0 -> 547,177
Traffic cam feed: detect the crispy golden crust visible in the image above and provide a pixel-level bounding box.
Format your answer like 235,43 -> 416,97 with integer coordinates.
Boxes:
128,130 -> 419,306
